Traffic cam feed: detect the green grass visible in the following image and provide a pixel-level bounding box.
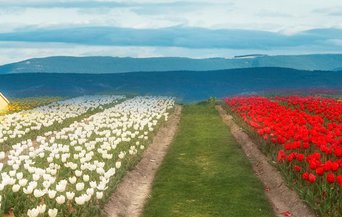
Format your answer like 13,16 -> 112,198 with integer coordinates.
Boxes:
143,103 -> 275,217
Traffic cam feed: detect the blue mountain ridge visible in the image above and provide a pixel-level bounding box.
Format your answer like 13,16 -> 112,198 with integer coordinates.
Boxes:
0,67 -> 341,102
1,54 -> 342,74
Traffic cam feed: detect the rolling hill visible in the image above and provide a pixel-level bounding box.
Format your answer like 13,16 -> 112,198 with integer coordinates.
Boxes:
0,67 -> 341,102
1,54 -> 342,74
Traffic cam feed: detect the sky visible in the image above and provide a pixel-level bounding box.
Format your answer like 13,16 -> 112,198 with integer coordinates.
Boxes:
0,0 -> 342,64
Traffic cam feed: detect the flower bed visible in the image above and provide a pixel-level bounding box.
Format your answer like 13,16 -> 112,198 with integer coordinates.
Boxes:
0,95 -> 125,151
225,96 -> 342,216
0,96 -> 174,216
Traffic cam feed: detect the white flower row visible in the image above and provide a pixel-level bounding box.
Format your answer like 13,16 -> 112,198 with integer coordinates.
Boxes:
0,96 -> 175,216
0,95 -> 125,146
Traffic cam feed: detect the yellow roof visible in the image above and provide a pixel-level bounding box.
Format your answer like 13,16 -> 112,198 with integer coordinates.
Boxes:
0,92 -> 9,104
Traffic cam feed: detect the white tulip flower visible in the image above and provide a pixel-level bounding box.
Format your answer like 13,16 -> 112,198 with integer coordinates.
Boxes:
29,181 -> 38,189
90,181 -> 97,188
83,174 -> 90,182
19,178 -> 28,187
86,188 -> 94,195
75,195 -> 86,205
33,174 -> 40,181
0,152 -> 5,160
48,208 -> 58,217
118,152 -> 125,159
12,184 -> 21,192
76,182 -> 85,191
97,182 -> 107,191
33,189 -> 45,198
12,164 -> 20,170
23,186 -> 34,194
16,172 -> 24,180
69,176 -> 77,184
56,195 -> 66,204
96,167 -> 105,175
96,191 -> 103,200
75,170 -> 82,177
48,190 -> 57,199
66,191 -> 75,200
27,208 -> 40,217
38,204 -> 46,214
9,170 -> 16,177
114,161 -> 122,169
56,184 -> 66,192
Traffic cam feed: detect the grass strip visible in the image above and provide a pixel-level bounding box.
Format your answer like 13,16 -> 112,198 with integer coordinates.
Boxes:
143,103 -> 274,217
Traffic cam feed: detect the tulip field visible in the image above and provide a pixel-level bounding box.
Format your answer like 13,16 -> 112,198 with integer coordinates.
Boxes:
225,96 -> 342,216
0,95 -> 175,217
0,95 -> 125,152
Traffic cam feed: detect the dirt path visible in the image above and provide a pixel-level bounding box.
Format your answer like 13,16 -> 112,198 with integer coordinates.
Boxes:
216,105 -> 317,217
103,105 -> 182,217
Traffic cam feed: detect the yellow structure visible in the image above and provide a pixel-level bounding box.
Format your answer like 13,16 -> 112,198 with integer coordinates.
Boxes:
0,92 -> 9,111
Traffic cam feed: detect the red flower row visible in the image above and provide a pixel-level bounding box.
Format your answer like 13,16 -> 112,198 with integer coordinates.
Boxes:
225,96 -> 342,186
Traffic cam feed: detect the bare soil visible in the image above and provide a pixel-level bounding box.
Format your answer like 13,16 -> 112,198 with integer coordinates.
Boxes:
216,105 -> 317,217
103,105 -> 182,217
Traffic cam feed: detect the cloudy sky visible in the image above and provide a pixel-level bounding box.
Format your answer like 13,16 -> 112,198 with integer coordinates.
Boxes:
0,0 -> 342,64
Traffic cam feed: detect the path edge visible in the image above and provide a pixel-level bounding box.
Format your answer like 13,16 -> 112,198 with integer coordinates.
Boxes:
103,105 -> 182,217
216,105 -> 316,217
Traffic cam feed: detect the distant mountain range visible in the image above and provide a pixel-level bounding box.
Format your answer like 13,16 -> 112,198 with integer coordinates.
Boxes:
1,54 -> 342,74
1,67 -> 341,102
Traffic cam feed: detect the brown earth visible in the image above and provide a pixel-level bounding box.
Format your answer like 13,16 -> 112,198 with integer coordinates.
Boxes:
103,105 -> 182,217
216,105 -> 317,217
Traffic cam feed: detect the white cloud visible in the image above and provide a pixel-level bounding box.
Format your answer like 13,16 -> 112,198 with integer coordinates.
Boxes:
0,0 -> 341,64
0,0 -> 341,33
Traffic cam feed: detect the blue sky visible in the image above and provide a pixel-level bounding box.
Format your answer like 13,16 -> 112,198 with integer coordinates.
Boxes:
0,0 -> 342,64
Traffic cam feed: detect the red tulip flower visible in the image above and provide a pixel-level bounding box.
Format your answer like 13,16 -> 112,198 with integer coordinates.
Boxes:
302,172 -> 309,181
294,165 -> 301,172
326,173 -> 335,184
309,174 -> 316,183
337,175 -> 342,188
